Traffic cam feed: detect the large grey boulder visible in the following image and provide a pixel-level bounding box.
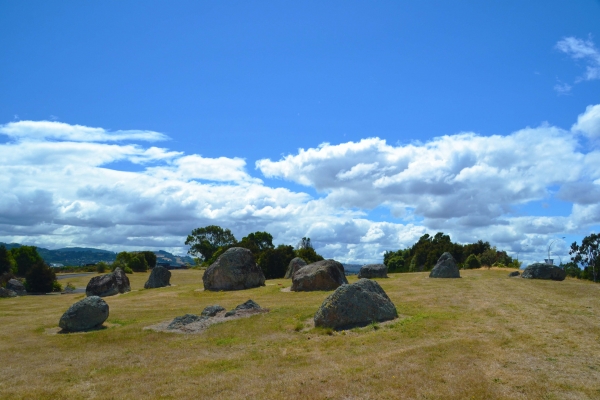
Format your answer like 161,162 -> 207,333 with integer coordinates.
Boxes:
7,279 -> 26,295
202,247 -> 266,291
59,296 -> 109,332
86,267 -> 131,297
0,287 -> 17,298
284,257 -> 307,279
358,263 -> 388,279
521,263 -> 566,281
429,252 -> 461,278
144,266 -> 171,289
291,259 -> 348,291
314,279 -> 398,330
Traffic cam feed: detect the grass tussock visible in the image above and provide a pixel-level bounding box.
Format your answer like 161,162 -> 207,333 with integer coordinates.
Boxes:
1,269 -> 600,399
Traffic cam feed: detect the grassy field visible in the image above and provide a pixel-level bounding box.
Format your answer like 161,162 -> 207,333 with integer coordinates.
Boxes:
2,268 -> 600,399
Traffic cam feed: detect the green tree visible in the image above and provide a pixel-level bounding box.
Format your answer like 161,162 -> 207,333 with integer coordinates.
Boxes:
295,247 -> 324,264
258,245 -> 296,279
239,231 -> 274,255
479,248 -> 498,268
561,261 -> 580,278
24,260 -> 57,293
112,251 -> 132,271
11,246 -> 44,277
128,253 -> 149,272
570,234 -> 600,282
186,225 -> 237,262
387,255 -> 406,272
96,261 -> 108,273
465,254 -> 481,269
139,251 -> 157,269
0,244 -> 15,274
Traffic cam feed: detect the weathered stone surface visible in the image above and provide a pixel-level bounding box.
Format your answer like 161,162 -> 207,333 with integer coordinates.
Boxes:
284,257 -> 307,279
508,271 -> 521,277
0,287 -> 17,298
225,299 -> 262,317
521,263 -> 566,281
7,279 -> 26,295
291,259 -> 348,292
144,266 -> 171,289
314,279 -> 398,330
202,247 -> 266,291
167,314 -> 206,330
429,252 -> 461,278
59,296 -> 109,332
358,263 -> 389,279
86,267 -> 131,297
201,305 -> 225,317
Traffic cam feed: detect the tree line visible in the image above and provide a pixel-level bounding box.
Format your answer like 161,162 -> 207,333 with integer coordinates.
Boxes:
185,225 -> 323,279
0,245 -> 61,293
383,232 -> 520,273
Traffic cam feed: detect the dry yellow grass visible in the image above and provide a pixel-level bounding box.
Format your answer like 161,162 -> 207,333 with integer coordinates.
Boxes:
2,268 -> 600,399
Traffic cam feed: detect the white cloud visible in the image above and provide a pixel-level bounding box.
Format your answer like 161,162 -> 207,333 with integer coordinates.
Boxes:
555,36 -> 600,86
572,104 -> 600,140
0,120 -> 168,142
1,111 -> 600,265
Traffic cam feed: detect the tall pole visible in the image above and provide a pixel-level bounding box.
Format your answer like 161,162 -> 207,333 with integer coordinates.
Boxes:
547,237 -> 565,265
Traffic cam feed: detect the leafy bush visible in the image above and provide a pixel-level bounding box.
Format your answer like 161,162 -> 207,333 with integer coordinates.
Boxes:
52,280 -> 63,292
128,254 -> 148,272
295,247 -> 324,264
258,245 -> 295,279
24,260 -> 57,293
0,245 -> 15,275
96,262 -> 107,273
464,254 -> 481,269
10,246 -> 44,277
387,256 -> 407,273
123,266 -> 133,274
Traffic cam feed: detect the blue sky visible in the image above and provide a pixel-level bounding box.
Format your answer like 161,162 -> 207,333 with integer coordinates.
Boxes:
1,1 -> 600,264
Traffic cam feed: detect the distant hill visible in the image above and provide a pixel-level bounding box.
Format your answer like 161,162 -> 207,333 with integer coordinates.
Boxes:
0,242 -> 193,267
343,264 -> 363,274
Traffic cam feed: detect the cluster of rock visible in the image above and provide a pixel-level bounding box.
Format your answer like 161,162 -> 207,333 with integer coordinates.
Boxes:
0,279 -> 26,298
521,263 -> 566,281
203,247 -> 265,291
59,296 -> 109,332
166,300 -> 267,331
291,259 -> 348,291
86,267 -> 131,297
144,266 -> 171,289
357,263 -> 388,279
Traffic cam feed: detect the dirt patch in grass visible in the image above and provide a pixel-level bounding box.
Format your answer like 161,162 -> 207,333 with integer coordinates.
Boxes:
145,308 -> 269,334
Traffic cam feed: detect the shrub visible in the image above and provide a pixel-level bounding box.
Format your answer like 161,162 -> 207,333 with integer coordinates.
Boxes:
295,247 -> 324,264
387,255 -> 406,273
0,245 -> 15,275
52,280 -> 63,292
123,266 -> 133,274
128,254 -> 149,272
96,262 -> 107,273
465,254 -> 481,269
24,260 -> 57,293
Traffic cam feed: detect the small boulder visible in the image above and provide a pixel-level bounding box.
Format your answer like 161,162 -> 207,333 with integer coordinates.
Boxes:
168,314 -> 205,330
225,300 -> 264,317
429,252 -> 461,278
201,305 -> 225,317
508,271 -> 521,277
202,247 -> 266,291
521,263 -> 566,281
86,267 -> 131,297
59,296 -> 109,332
291,259 -> 348,291
0,287 -> 17,298
314,279 -> 398,330
358,263 -> 389,279
144,266 -> 171,289
7,279 -> 26,295
284,257 -> 307,279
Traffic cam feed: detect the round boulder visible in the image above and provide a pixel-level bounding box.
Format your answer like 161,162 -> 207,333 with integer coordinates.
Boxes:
202,247 -> 266,291
86,267 -> 131,297
429,252 -> 461,278
521,263 -> 566,281
508,271 -> 521,277
358,263 -> 388,279
59,296 -> 109,332
7,279 -> 26,295
314,279 -> 398,330
284,257 -> 307,279
291,259 -> 348,292
0,287 -> 17,298
144,266 -> 171,289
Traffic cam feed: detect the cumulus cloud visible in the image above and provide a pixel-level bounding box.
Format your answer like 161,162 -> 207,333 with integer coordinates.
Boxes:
572,104 -> 600,140
1,110 -> 600,264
